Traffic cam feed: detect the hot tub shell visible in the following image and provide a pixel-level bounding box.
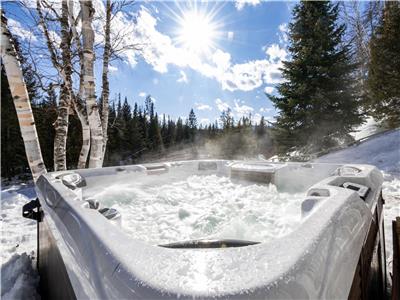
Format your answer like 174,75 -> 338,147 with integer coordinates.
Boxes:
33,160 -> 387,299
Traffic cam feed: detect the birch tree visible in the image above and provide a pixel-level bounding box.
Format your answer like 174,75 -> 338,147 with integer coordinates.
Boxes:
101,0 -> 111,160
54,0 -> 73,171
11,0 -> 139,170
340,1 -> 383,112
37,0 -> 91,169
68,0 -> 91,168
80,0 -> 104,168
1,13 -> 47,181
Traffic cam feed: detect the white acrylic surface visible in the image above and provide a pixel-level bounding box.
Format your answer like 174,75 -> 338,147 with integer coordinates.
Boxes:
35,160 -> 383,299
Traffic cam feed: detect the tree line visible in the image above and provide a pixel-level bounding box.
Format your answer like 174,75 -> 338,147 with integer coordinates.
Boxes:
1,1 -> 399,180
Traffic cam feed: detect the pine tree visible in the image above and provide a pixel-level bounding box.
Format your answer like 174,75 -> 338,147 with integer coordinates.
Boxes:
367,1 -> 400,128
120,97 -> 132,157
220,108 -> 234,130
176,117 -> 184,143
129,102 -> 145,160
36,84 -> 58,170
166,116 -> 176,146
269,1 -> 362,154
188,108 -> 197,141
183,119 -> 190,141
161,114 -> 167,143
121,97 -> 131,123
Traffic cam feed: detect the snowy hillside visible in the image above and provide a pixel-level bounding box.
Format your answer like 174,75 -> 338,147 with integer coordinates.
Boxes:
315,129 -> 399,174
315,129 -> 400,288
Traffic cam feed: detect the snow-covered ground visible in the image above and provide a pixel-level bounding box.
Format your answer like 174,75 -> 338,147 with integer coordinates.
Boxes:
1,183 -> 40,300
315,129 -> 400,288
349,116 -> 383,141
93,174 -> 305,245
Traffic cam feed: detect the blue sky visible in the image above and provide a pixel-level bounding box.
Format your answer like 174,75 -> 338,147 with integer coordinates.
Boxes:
4,0 -> 295,126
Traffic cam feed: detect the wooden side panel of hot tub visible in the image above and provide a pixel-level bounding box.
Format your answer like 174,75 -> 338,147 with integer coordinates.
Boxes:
348,194 -> 387,300
392,217 -> 400,300
38,210 -> 76,300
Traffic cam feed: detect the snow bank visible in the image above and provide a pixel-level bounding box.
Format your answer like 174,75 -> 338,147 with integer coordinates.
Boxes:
1,253 -> 40,300
349,116 -> 382,141
1,184 -> 40,300
93,175 -> 305,245
315,129 -> 400,174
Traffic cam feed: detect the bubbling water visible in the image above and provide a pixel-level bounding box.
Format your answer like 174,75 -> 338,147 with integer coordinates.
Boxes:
92,175 -> 305,245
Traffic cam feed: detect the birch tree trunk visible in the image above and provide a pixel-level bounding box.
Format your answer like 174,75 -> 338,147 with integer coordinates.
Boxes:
80,0 -> 104,168
37,0 -> 71,171
72,96 -> 91,169
101,0 -> 111,161
1,13 -> 47,182
68,0 -> 91,168
53,0 -> 73,171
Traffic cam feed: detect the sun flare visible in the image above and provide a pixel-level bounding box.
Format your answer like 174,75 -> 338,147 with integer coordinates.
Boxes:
177,11 -> 216,53
171,1 -> 224,55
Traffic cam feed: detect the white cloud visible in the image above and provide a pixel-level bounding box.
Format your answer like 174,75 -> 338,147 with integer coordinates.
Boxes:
195,102 -> 212,111
109,65 -> 118,72
215,98 -> 230,112
264,43 -> 287,63
138,92 -> 146,97
235,0 -> 261,11
264,86 -> 274,94
278,23 -> 289,44
260,107 -> 273,113
106,7 -> 287,92
227,31 -> 234,41
233,99 -> 254,117
200,118 -> 211,126
177,70 -> 188,83
8,19 -> 37,42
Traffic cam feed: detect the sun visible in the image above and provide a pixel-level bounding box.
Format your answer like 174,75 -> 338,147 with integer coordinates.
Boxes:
177,11 -> 217,53
169,2 -> 224,55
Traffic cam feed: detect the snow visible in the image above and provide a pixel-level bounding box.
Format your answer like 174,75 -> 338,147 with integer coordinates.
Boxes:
315,129 -> 400,288
315,129 -> 400,175
1,183 -> 40,300
349,116 -> 382,141
92,175 -> 305,245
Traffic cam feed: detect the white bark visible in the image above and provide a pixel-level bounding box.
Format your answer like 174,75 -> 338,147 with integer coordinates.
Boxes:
101,0 -> 111,161
72,95 -> 90,169
1,13 -> 47,182
37,0 -> 71,171
68,0 -> 91,168
54,0 -> 73,171
80,0 -> 104,168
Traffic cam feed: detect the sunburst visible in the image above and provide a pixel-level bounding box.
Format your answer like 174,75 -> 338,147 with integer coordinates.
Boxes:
168,2 -> 225,55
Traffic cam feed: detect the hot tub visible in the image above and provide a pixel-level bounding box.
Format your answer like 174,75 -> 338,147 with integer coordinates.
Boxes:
33,160 -> 387,299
